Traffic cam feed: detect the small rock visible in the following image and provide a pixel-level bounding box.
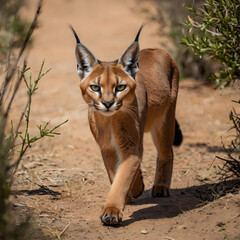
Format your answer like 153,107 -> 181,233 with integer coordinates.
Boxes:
13,202 -> 26,207
177,225 -> 187,230
141,229 -> 148,234
203,96 -> 214,104
66,144 -> 75,149
49,162 -> 57,166
48,153 -> 56,157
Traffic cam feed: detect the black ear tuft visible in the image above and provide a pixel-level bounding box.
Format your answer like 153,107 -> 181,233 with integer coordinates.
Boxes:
118,25 -> 144,80
70,25 -> 98,81
69,24 -> 80,44
134,24 -> 144,42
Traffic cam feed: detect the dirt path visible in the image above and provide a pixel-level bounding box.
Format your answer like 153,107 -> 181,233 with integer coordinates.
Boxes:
12,0 -> 240,239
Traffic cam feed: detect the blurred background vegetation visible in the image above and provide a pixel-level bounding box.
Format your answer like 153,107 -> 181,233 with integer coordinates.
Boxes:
0,0 -> 30,64
182,0 -> 240,87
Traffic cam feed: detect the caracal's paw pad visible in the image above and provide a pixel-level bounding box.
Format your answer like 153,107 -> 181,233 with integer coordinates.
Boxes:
152,185 -> 170,198
100,206 -> 123,225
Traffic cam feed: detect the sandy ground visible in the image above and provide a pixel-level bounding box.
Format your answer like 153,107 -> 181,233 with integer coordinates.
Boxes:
9,0 -> 240,239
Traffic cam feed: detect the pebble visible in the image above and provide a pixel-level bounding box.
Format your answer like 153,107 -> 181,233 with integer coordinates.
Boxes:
13,202 -> 26,207
66,144 -> 75,149
141,229 -> 148,234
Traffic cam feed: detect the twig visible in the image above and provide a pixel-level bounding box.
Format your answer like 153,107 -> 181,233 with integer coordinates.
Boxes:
4,63 -> 29,119
187,15 -> 222,36
164,237 -> 175,240
216,101 -> 240,181
59,222 -> 71,239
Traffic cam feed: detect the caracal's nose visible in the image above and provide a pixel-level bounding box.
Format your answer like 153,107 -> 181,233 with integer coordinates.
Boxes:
102,100 -> 114,109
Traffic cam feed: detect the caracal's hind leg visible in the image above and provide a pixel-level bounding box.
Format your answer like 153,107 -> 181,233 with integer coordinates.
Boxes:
128,141 -> 144,202
151,107 -> 175,197
130,168 -> 144,199
100,148 -> 118,184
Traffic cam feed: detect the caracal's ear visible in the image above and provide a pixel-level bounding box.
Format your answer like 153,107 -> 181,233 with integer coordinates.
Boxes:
118,25 -> 144,80
69,25 -> 98,81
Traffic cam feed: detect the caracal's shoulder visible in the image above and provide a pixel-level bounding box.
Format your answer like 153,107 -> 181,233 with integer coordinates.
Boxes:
139,48 -> 172,58
139,48 -> 174,67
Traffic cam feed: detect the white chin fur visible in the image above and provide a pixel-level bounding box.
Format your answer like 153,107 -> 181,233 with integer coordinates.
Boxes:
98,110 -> 117,116
97,102 -> 118,116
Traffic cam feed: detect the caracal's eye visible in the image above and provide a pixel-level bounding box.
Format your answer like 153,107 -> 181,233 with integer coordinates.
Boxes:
115,84 -> 126,92
90,85 -> 101,92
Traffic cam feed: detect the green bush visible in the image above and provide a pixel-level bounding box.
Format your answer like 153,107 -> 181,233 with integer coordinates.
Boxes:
181,0 -> 240,87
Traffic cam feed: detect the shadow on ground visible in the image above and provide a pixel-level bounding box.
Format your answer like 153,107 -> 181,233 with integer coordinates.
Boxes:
188,142 -> 231,153
122,179 -> 240,226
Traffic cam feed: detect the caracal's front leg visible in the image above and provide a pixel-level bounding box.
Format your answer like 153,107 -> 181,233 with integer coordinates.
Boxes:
101,147 -> 139,204
100,148 -> 118,184
100,154 -> 141,225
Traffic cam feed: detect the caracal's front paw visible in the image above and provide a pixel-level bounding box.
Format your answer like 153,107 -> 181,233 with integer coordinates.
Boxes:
100,206 -> 123,225
152,185 -> 170,198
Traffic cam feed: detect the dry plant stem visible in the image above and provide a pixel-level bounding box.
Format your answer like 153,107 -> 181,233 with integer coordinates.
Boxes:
9,62 -> 46,179
59,222 -> 71,239
3,35 -> 14,75
4,63 -> 28,119
9,61 -> 68,184
13,61 -> 48,144
217,102 -> 240,181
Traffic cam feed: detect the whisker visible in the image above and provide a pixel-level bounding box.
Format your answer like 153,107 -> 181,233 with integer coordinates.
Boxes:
77,104 -> 94,112
124,104 -> 138,112
79,105 -> 96,112
122,106 -> 138,121
80,106 -> 90,112
77,103 -> 93,108
89,105 -> 96,111
77,103 -> 88,106
124,104 -> 138,114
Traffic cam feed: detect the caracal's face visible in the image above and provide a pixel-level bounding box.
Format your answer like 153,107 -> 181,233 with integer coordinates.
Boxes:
79,62 -> 136,115
70,25 -> 143,116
